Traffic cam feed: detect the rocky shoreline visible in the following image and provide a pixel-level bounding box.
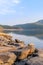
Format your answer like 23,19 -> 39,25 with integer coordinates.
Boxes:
0,33 -> 43,65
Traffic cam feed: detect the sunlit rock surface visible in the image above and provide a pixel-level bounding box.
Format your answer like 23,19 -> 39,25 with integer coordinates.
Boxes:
0,52 -> 17,65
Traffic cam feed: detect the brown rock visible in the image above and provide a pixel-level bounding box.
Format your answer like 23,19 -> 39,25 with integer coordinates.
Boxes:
0,33 -> 12,39
18,48 -> 30,60
0,36 -> 10,45
0,52 -> 17,65
18,43 -> 35,60
28,43 -> 35,54
8,53 -> 17,64
15,39 -> 24,43
0,46 -> 17,53
0,33 -> 13,46
14,39 -> 25,48
17,43 -> 25,48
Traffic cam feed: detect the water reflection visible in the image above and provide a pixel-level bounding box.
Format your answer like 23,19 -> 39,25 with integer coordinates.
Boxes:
4,30 -> 43,48
4,30 -> 43,40
8,32 -> 43,48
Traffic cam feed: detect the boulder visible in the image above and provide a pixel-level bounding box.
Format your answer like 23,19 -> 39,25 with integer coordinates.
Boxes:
18,48 -> 30,60
0,33 -> 12,46
18,43 -> 35,60
0,36 -> 10,45
8,53 -> 17,64
0,52 -> 17,65
0,33 -> 12,39
28,43 -> 35,55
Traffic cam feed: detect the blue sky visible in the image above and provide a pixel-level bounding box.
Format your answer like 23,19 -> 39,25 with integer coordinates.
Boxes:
0,0 -> 43,25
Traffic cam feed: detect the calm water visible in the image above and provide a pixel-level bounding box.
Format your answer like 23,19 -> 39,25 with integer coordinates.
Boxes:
5,30 -> 43,48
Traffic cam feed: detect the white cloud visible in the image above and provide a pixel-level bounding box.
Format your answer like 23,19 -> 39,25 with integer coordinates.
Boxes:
12,0 -> 20,4
0,0 -> 20,15
0,9 -> 16,15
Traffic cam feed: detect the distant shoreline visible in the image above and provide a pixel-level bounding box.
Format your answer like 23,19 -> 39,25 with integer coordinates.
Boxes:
3,29 -> 23,31
3,29 -> 43,31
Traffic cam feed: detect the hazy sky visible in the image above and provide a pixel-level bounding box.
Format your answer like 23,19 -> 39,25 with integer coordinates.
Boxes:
0,0 -> 43,25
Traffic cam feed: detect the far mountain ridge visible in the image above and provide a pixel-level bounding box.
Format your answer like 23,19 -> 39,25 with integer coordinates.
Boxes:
0,20 -> 43,30
35,20 -> 43,24
13,20 -> 43,29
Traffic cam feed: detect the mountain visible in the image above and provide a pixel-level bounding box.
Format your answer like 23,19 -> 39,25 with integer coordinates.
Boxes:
35,20 -> 43,25
12,20 -> 43,36
0,25 -> 22,29
14,20 -> 43,29
0,20 -> 43,30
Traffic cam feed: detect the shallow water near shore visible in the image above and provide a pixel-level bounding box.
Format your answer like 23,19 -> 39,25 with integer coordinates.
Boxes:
8,31 -> 43,48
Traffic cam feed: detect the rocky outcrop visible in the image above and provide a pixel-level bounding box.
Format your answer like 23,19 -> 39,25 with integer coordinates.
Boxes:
0,33 -> 43,65
0,33 -> 12,46
14,49 -> 43,65
17,43 -> 35,60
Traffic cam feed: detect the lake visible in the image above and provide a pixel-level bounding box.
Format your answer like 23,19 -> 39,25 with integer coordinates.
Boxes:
4,30 -> 43,48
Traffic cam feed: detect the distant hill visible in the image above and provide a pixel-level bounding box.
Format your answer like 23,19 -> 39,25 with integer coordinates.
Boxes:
35,20 -> 43,25
0,20 -> 43,30
0,25 -> 22,29
14,20 -> 43,29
